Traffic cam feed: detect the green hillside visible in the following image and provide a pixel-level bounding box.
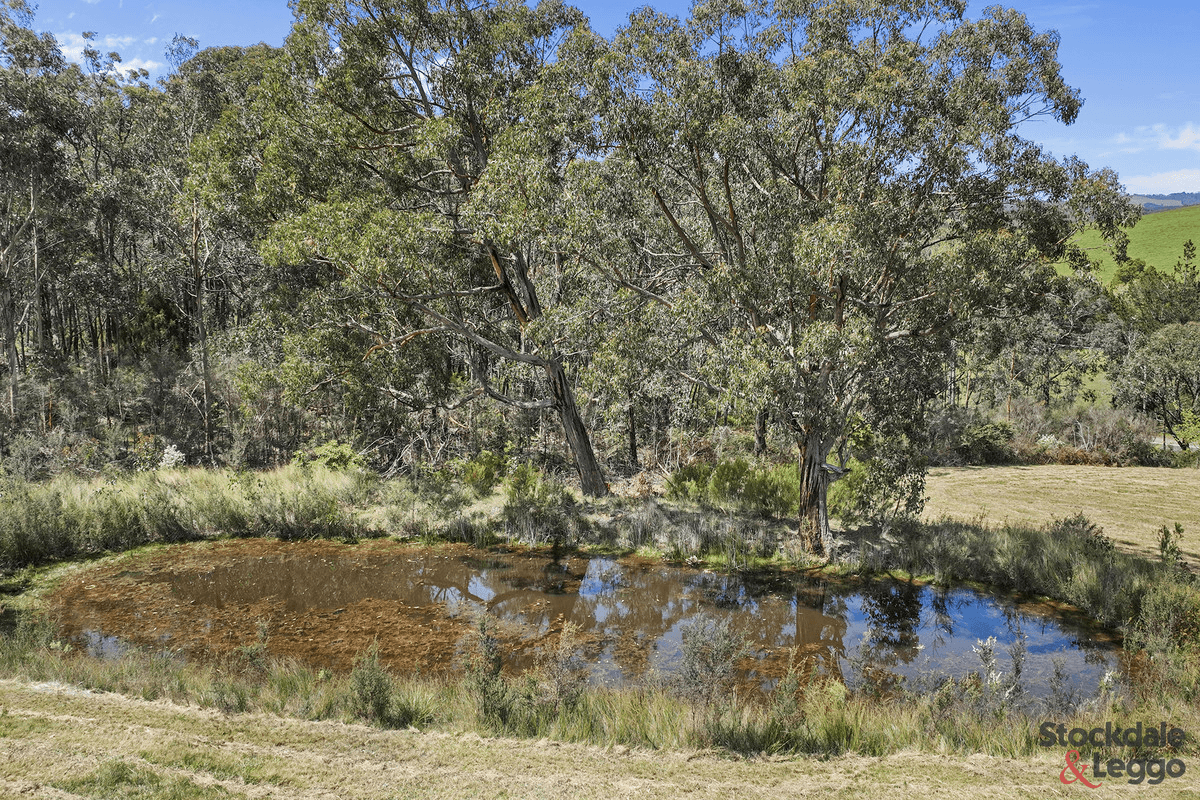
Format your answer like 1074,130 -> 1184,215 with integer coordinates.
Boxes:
1063,202 -> 1200,283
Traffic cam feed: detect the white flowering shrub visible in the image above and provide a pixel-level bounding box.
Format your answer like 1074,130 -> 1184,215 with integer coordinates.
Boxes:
158,444 -> 186,470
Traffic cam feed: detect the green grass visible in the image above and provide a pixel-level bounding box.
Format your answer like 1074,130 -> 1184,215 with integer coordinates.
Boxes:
1061,203 -> 1200,283
55,758 -> 247,799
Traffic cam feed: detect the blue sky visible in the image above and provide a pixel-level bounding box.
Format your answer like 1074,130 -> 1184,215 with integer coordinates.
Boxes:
23,0 -> 1200,195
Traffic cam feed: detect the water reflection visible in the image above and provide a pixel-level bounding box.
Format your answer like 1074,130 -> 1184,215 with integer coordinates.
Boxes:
52,541 -> 1120,697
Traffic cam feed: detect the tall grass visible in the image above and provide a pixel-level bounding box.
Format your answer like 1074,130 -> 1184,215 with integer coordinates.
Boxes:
868,513 -> 1166,633
859,513 -> 1200,709
3,609 -> 1197,761
0,466 -> 377,570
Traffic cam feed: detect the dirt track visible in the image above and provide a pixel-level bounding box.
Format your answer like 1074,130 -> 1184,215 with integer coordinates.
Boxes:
1,679 -> 1197,799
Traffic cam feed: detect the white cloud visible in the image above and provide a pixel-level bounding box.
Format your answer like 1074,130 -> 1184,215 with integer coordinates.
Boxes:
144,37 -> 158,45
55,32 -> 87,62
82,0 -> 100,4
1110,123 -> 1200,156
54,33 -> 163,75
1158,124 -> 1200,152
55,32 -> 140,62
120,57 -> 162,73
1122,169 -> 1200,195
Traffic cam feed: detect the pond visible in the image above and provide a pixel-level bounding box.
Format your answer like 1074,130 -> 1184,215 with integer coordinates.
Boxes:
48,538 -> 1121,699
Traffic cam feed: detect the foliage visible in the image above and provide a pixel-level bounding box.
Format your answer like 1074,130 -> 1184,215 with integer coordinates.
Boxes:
677,616 -> 750,707
501,462 -> 576,545
827,457 -> 924,530
292,440 -> 365,472
592,0 -> 1136,557
248,0 -> 613,496
1113,322 -> 1200,449
349,641 -> 394,725
1158,522 -> 1186,569
464,617 -> 512,729
460,449 -> 507,497
665,459 -> 798,518
0,0 -> 1188,586
663,463 -> 715,503
957,422 -> 1017,465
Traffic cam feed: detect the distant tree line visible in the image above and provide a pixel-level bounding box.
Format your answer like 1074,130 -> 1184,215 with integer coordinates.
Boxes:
1135,192 -> 1200,212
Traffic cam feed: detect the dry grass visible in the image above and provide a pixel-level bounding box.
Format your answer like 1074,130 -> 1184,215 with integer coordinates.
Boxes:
924,466 -> 1200,566
3,679 -> 1196,799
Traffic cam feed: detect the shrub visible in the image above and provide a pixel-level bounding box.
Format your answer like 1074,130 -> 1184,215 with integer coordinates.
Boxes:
957,422 -> 1015,464
157,444 -> 186,470
708,459 -> 752,505
664,462 -> 714,502
827,457 -> 924,530
461,449 -> 506,496
1173,448 -> 1200,468
292,440 -> 365,471
665,459 -> 796,518
465,617 -> 513,728
1128,578 -> 1200,654
502,463 -> 575,545
1119,435 -> 1172,467
535,621 -> 587,713
350,642 -> 394,725
678,616 -> 750,706
1158,522 -> 1185,569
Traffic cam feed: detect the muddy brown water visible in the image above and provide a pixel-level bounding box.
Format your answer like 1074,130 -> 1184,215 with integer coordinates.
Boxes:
48,538 -> 1121,697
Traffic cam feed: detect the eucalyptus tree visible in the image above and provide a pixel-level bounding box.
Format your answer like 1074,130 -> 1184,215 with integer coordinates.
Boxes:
1113,322 -> 1200,450
1105,242 -> 1200,447
958,269 -> 1112,413
141,40 -> 286,460
0,0 -> 78,418
598,0 -> 1137,556
258,0 -> 611,494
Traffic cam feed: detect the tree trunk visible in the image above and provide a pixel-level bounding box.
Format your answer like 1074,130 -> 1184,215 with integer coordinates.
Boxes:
3,285 -> 17,419
192,202 -> 212,463
797,433 -> 834,559
545,357 -> 608,497
754,407 -> 768,456
627,395 -> 639,469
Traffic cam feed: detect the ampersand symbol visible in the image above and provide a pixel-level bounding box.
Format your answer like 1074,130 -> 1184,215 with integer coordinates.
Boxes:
1060,750 -> 1102,788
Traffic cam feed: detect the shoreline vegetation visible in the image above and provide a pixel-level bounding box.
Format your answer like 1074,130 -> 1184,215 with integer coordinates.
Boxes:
2,463 -> 1199,774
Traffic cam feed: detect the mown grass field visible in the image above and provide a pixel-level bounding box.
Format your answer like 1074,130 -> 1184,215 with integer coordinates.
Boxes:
923,465 -> 1200,566
1064,203 -> 1200,283
2,679 -> 1196,800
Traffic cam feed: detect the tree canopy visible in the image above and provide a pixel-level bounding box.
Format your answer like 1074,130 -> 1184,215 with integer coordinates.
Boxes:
585,0 -> 1136,554
0,0 -> 1153,559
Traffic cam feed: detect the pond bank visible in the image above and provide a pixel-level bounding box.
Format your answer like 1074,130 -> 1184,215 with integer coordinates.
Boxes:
44,538 -> 1121,701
